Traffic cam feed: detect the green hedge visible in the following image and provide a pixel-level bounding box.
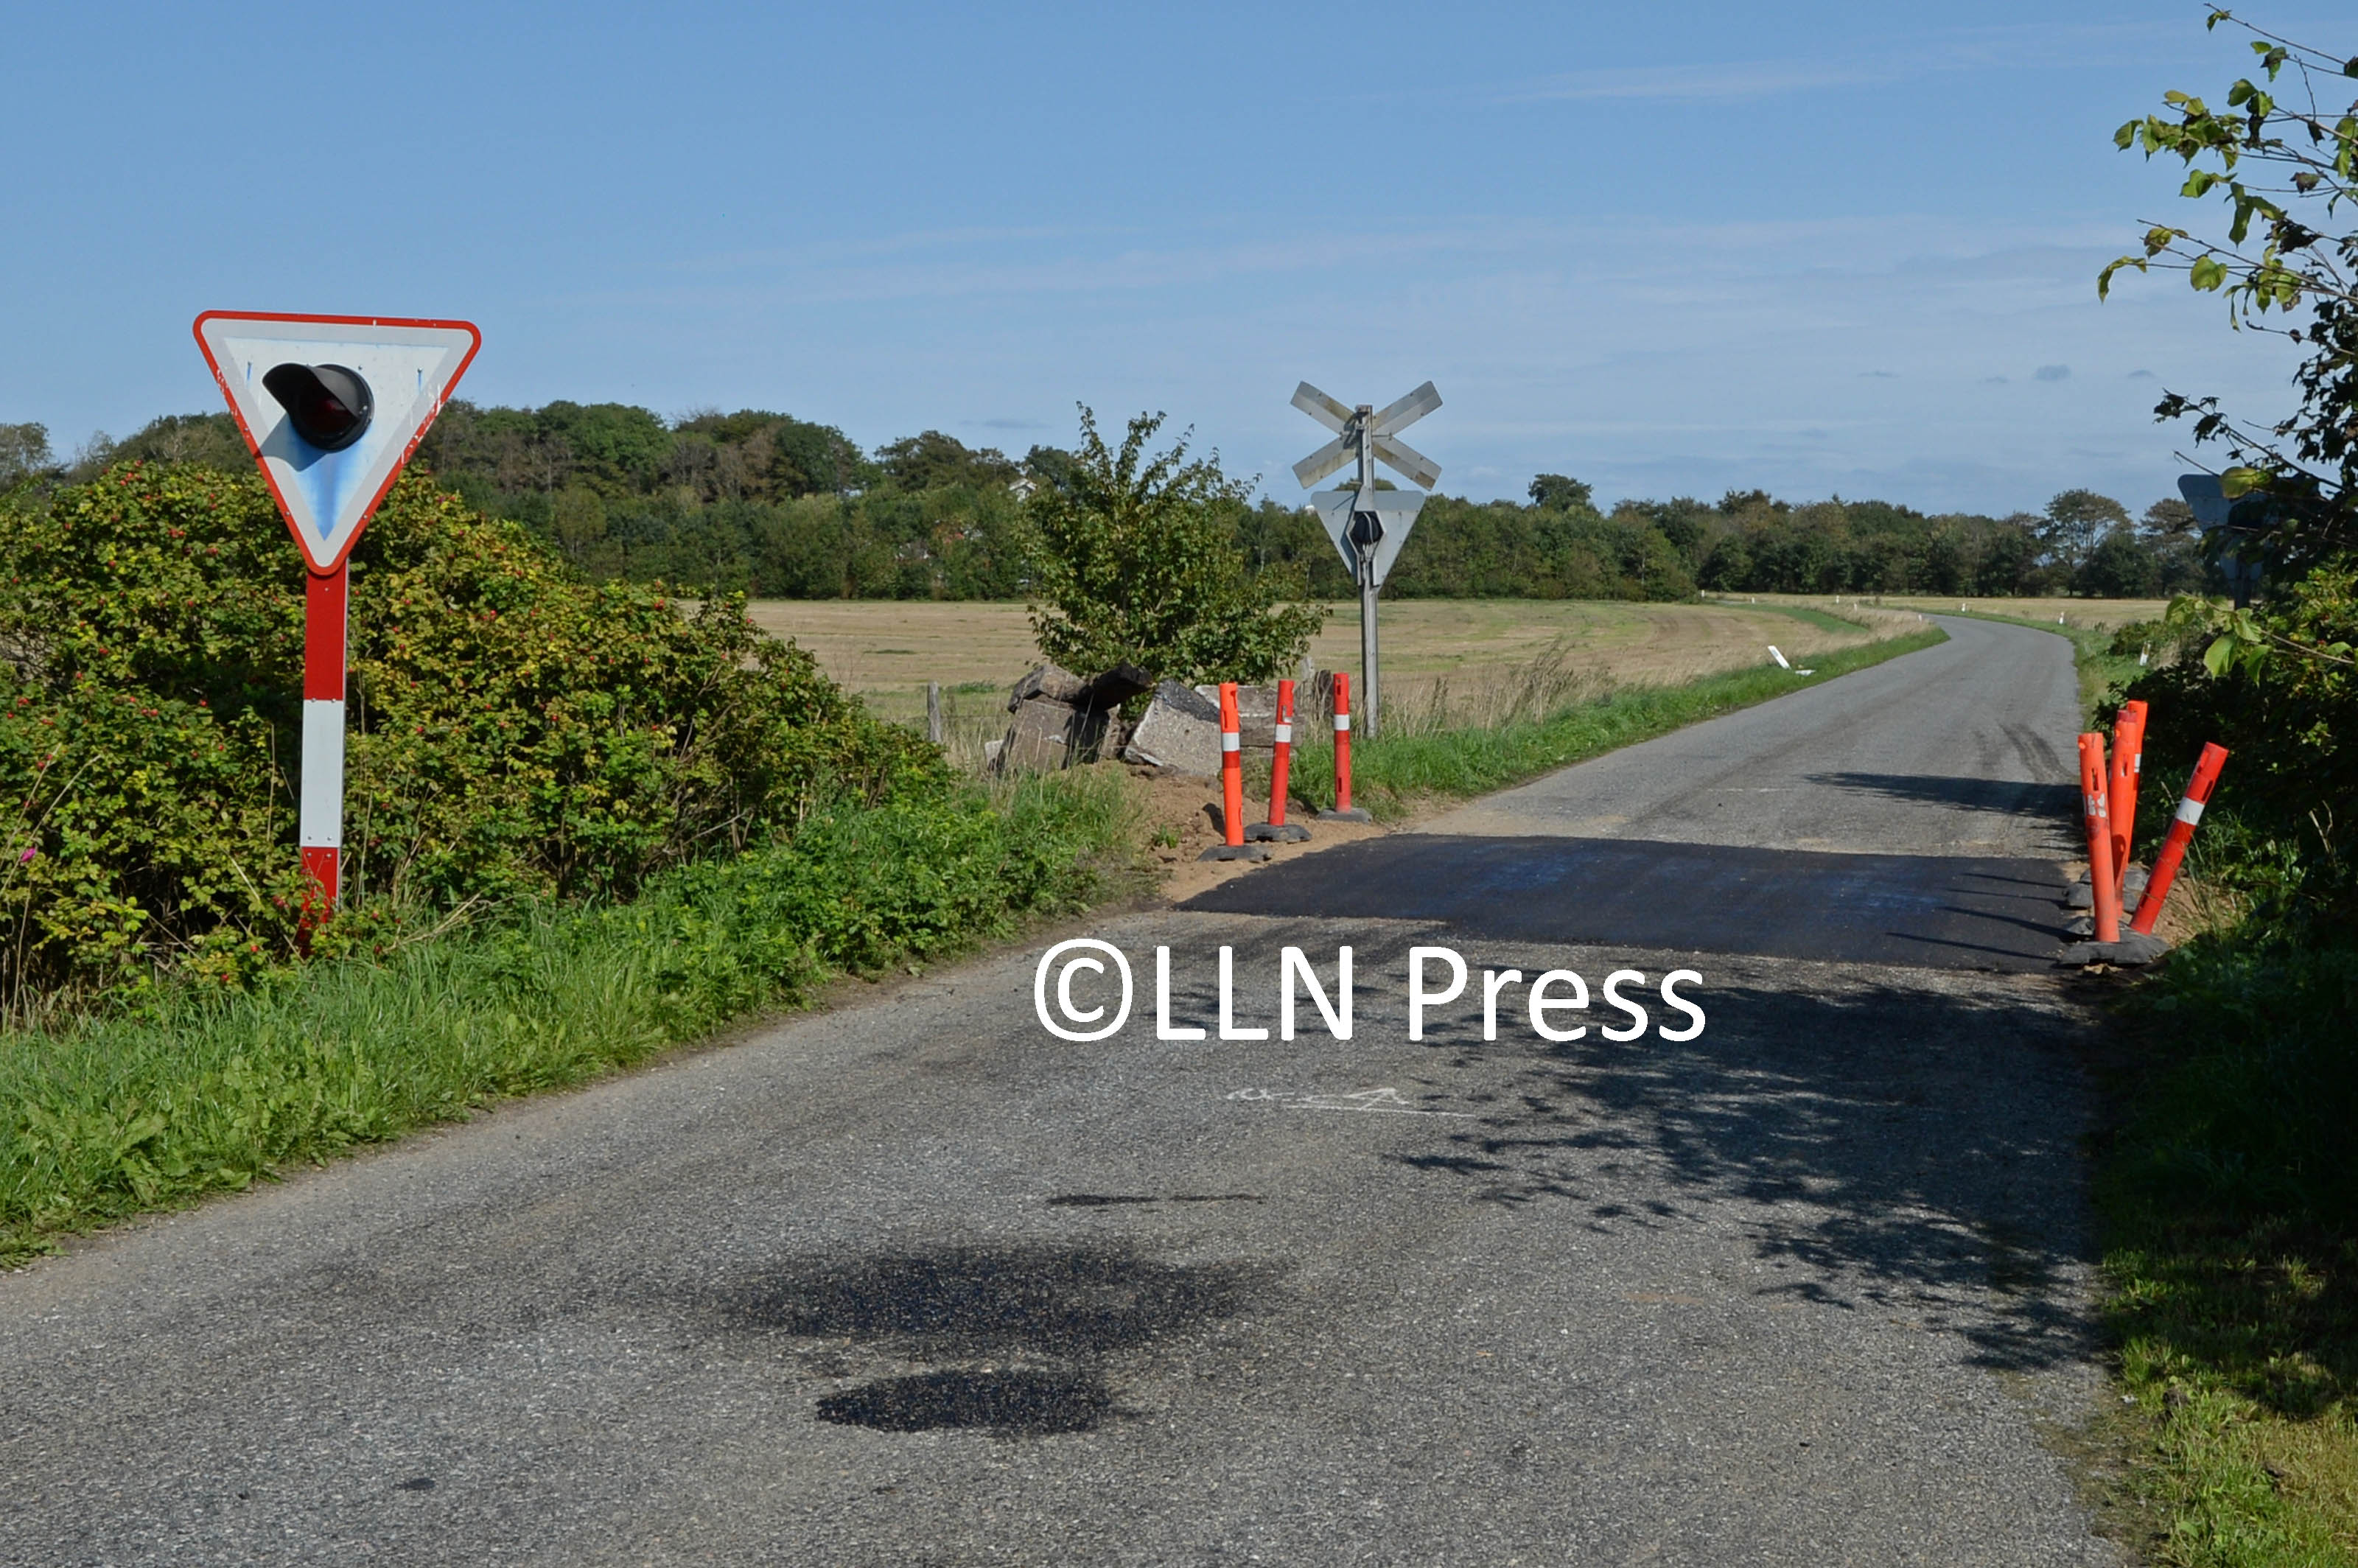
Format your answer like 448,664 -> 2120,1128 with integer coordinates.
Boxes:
0,464 -> 945,1001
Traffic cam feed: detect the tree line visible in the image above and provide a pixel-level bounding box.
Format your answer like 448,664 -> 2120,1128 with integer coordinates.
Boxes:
0,407 -> 2219,603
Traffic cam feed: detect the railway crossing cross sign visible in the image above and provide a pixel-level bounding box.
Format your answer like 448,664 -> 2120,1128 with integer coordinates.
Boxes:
1291,379 -> 1442,736
194,311 -> 482,925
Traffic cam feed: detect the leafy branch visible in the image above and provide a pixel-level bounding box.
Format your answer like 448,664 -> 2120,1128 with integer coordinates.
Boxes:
2100,10 -> 2358,566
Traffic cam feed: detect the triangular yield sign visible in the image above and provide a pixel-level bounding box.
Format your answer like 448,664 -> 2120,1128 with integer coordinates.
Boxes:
1311,489 -> 1427,587
194,311 -> 481,574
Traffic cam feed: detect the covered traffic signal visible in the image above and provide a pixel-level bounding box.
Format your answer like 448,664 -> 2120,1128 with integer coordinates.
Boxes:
262,362 -> 374,452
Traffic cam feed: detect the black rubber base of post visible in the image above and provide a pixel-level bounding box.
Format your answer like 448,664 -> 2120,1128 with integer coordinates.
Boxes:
2057,931 -> 2172,967
1244,822 -> 1312,842
1198,843 -> 1274,863
1315,808 -> 1373,823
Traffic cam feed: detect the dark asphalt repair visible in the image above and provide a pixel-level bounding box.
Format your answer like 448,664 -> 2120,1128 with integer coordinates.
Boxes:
718,1243 -> 1274,1435
1181,832 -> 2073,971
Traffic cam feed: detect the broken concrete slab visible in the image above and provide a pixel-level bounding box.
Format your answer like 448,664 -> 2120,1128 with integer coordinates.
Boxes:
1079,663 -> 1155,710
1009,663 -> 1089,710
1122,681 -> 1222,775
998,697 -> 1078,773
1194,683 -> 1281,749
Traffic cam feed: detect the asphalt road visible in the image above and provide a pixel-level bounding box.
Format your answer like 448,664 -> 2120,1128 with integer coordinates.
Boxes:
1425,612 -> 2083,856
0,617 -> 2120,1566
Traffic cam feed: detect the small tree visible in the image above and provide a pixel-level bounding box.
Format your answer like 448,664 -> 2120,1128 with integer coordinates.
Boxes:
1025,408 -> 1326,685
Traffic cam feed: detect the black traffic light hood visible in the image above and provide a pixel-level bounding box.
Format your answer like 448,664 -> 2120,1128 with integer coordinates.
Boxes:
263,362 -> 374,452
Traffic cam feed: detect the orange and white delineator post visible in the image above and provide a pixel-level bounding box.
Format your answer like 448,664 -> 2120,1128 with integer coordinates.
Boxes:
1199,682 -> 1272,861
2130,743 -> 2229,935
2107,699 -> 2148,896
2078,732 -> 2122,945
1319,671 -> 1372,822
1246,679 -> 1312,842
1219,682 -> 1245,846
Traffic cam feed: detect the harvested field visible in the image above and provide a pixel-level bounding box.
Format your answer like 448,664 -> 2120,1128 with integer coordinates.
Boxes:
1718,591 -> 2170,634
746,598 -> 1889,760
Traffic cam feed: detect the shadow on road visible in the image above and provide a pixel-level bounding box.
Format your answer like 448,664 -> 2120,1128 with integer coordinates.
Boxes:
1808,770 -> 2079,825
1373,960 -> 2100,1375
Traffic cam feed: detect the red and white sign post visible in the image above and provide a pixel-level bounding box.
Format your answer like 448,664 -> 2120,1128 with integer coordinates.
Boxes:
193,312 -> 481,925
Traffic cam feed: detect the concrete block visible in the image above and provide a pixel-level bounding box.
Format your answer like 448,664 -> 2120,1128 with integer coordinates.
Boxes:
1191,683 -> 1282,749
1122,682 -> 1222,774
1010,663 -> 1088,710
1080,663 -> 1155,709
999,697 -> 1078,773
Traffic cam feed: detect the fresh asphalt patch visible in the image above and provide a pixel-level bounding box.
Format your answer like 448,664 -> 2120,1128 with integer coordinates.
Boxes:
1182,833 -> 2074,971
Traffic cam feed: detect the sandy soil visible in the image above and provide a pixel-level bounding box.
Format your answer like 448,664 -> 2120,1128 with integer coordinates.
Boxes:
1108,763 -> 1391,905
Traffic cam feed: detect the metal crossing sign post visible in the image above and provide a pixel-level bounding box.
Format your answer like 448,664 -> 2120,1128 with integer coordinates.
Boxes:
1291,379 -> 1441,737
194,311 -> 481,926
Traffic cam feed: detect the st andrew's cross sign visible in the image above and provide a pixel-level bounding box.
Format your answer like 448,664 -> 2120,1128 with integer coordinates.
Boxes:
1290,379 -> 1442,735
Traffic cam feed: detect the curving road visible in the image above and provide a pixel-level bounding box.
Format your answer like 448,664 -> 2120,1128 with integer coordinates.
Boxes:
1426,615 -> 2083,856
0,617 -> 2123,1567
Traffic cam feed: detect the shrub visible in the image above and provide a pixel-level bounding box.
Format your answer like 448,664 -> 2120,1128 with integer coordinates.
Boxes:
0,463 -> 947,1003
2117,564 -> 2357,923
1025,408 -> 1326,683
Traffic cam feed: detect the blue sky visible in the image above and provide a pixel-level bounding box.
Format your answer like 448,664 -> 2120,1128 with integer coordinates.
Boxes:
2,2 -> 2343,515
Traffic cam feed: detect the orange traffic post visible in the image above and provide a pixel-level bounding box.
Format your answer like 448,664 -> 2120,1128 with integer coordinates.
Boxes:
2131,743 -> 2230,935
1198,682 -> 1272,862
2078,732 -> 2122,945
1318,672 -> 1371,822
1220,683 -> 1244,844
2107,699 -> 2148,897
1246,679 -> 1311,842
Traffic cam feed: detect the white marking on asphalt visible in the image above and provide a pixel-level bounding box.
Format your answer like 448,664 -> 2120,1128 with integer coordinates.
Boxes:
1227,1086 -> 1476,1118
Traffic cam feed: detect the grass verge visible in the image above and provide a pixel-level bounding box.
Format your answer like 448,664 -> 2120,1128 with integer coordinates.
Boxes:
2011,610 -> 2358,1564
2099,937 -> 2358,1567
0,769 -> 1143,1266
1282,626 -> 1946,820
